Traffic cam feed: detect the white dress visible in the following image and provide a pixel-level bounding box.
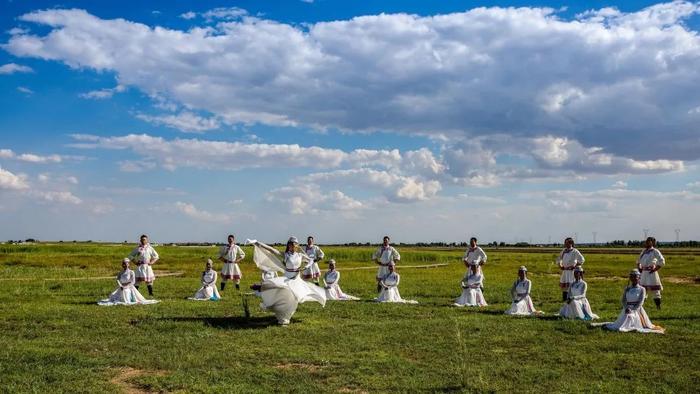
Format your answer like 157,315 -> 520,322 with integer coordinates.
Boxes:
323,270 -> 359,301
463,247 -> 487,276
98,269 -> 159,306
603,285 -> 664,334
505,279 -> 538,315
454,272 -> 487,307
250,242 -> 326,325
372,245 -> 401,280
302,244 -> 324,280
637,248 -> 665,292
219,243 -> 245,281
374,272 -> 418,304
559,280 -> 598,320
128,244 -> 159,284
189,269 -> 221,301
557,248 -> 585,289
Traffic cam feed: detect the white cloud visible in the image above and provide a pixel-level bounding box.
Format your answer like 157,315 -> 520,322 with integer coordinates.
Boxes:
0,167 -> 29,190
135,111 -> 220,133
29,190 -> 82,205
0,63 -> 33,74
118,160 -> 156,173
79,84 -> 125,99
180,11 -> 196,20
17,86 -> 33,95
612,180 -> 628,189
265,186 -> 364,214
174,201 -> 230,222
687,181 -> 700,188
6,4 -> 700,160
0,148 -> 63,163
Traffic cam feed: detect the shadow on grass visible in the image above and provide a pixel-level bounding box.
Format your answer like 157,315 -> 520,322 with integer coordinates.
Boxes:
153,316 -> 282,329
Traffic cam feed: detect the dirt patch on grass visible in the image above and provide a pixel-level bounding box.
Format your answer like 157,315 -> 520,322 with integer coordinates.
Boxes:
109,367 -> 167,394
338,387 -> 369,394
274,362 -> 325,373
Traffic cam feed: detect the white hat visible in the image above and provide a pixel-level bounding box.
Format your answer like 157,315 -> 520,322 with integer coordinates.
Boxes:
122,258 -> 130,263
207,258 -> 213,264
629,269 -> 641,277
574,266 -> 584,273
328,259 -> 336,265
288,236 -> 299,244
518,266 -> 528,272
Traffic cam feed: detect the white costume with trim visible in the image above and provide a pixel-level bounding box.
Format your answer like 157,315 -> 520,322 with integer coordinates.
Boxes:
98,269 -> 159,306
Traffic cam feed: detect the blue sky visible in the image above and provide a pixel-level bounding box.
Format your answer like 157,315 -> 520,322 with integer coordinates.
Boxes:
0,0 -> 699,243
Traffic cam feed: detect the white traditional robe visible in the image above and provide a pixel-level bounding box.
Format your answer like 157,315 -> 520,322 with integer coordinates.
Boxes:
505,279 -> 538,315
323,269 -> 359,301
98,269 -> 159,306
128,243 -> 159,284
219,243 -> 245,281
374,272 -> 417,304
603,285 -> 664,334
303,244 -> 324,279
463,247 -> 487,276
372,245 -> 401,280
249,241 -> 326,325
557,248 -> 585,289
637,248 -> 665,293
454,272 -> 487,307
189,269 -> 221,301
559,280 -> 598,320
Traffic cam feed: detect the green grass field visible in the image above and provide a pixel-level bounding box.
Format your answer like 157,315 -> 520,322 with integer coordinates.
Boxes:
0,243 -> 698,393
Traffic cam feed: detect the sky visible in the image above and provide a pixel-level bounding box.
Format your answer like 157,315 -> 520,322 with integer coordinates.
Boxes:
0,0 -> 699,244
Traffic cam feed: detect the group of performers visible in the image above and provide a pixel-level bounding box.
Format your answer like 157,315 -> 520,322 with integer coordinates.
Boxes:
97,233 -> 667,333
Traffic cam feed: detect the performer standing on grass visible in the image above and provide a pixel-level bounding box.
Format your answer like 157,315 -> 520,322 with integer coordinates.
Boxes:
323,259 -> 359,301
98,258 -> 158,306
559,267 -> 598,320
637,236 -> 665,309
601,269 -> 664,333
372,236 -> 401,293
454,261 -> 487,307
463,237 -> 487,276
303,236 -> 324,286
218,234 -> 245,291
505,266 -> 540,316
189,259 -> 221,301
128,234 -> 159,296
557,237 -> 585,302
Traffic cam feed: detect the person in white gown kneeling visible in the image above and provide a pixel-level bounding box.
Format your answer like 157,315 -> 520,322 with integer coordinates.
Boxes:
559,267 -> 598,320
454,261 -> 487,307
247,237 -> 326,325
189,259 -> 221,301
505,266 -> 541,316
374,262 -> 417,304
323,259 -> 359,301
98,258 -> 159,306
602,269 -> 665,334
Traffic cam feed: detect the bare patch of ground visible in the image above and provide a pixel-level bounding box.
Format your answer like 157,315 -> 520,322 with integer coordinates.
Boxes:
109,367 -> 167,394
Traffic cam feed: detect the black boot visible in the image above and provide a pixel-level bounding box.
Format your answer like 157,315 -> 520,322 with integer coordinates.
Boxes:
220,282 -> 226,291
314,280 -> 320,286
147,285 -> 153,296
654,298 -> 661,310
377,283 -> 382,293
562,292 -> 568,302
235,283 -> 240,291
135,285 -> 140,290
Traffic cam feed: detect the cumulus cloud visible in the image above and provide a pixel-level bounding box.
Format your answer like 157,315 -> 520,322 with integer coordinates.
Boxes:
17,86 -> 33,95
0,148 -> 63,163
135,111 -> 220,133
174,201 -> 230,222
542,188 -> 700,212
0,166 -> 29,190
79,84 -> 125,99
6,3 -> 700,160
0,63 -> 33,74
29,190 -> 82,205
265,186 -> 364,214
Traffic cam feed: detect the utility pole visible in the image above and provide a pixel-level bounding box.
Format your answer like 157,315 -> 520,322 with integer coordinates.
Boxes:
675,229 -> 681,243
592,231 -> 597,245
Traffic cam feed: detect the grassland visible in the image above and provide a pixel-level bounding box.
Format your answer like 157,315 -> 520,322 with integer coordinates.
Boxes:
0,243 -> 698,393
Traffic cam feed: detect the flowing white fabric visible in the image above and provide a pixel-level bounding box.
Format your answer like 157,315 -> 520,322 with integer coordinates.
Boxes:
559,280 -> 598,320
505,279 -> 539,315
249,241 -> 326,324
454,272 -> 487,307
98,269 -> 159,306
374,272 -> 417,304
323,270 -> 359,301
599,285 -> 665,334
189,270 -> 221,301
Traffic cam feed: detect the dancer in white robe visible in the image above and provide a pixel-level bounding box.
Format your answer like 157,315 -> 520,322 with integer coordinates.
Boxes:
372,236 -> 401,293
374,262 -> 418,304
302,236 -> 324,285
462,237 -> 487,281
218,234 -> 245,291
128,234 -> 159,296
189,259 -> 221,301
323,259 -> 359,301
246,237 -> 326,325
505,266 -> 541,316
98,259 -> 159,306
602,269 -> 665,334
454,261 -> 487,307
557,237 -> 585,302
637,236 -> 665,309
559,267 -> 598,320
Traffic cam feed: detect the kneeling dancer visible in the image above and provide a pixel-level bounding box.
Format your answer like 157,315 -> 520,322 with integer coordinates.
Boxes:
559,267 -> 598,320
98,258 -> 159,306
323,259 -> 359,301
454,261 -> 487,307
374,262 -> 417,304
602,269 -> 664,334
505,266 -> 541,315
189,259 -> 221,301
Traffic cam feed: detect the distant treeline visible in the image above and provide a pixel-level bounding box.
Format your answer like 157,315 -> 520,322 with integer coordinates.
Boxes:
5,239 -> 700,248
